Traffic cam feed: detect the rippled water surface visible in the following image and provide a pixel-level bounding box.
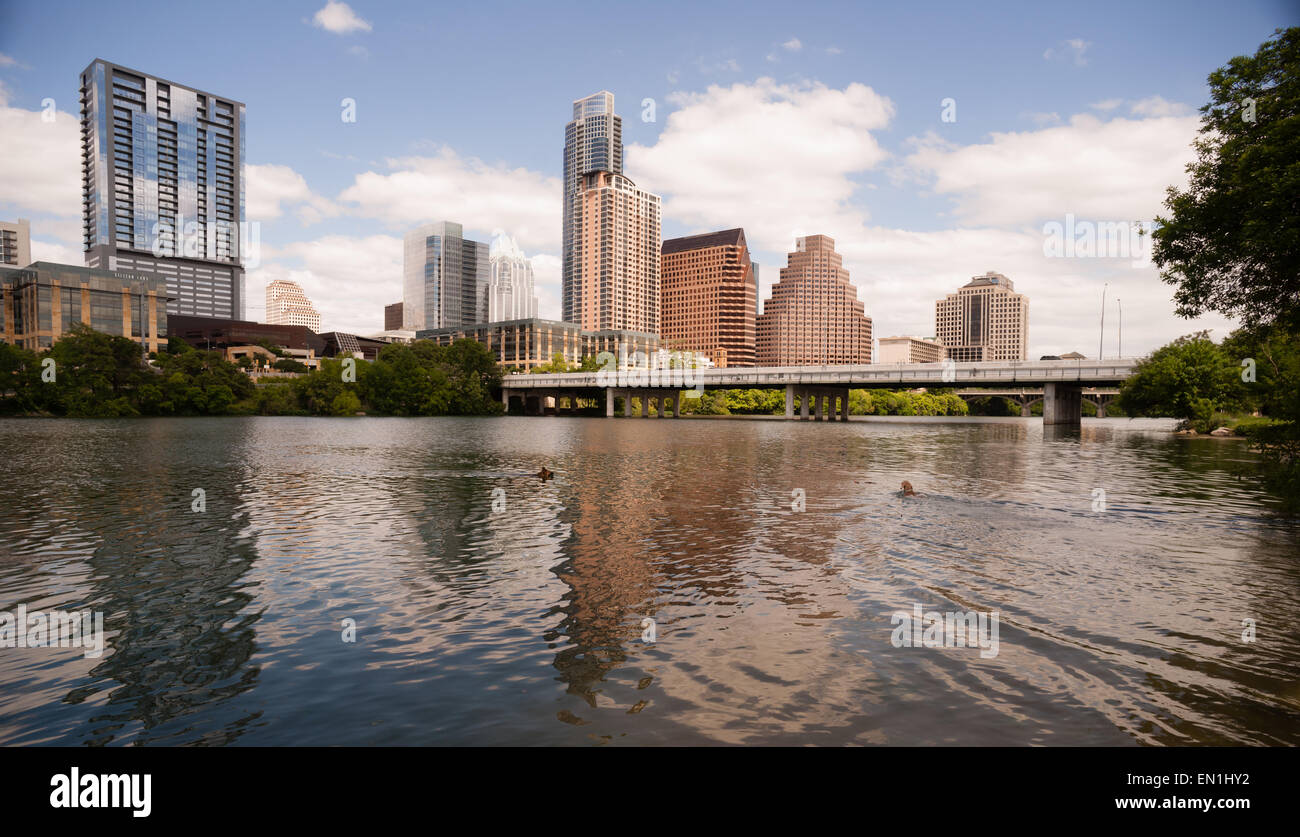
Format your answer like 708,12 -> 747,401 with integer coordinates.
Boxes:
1,416 -> 1297,746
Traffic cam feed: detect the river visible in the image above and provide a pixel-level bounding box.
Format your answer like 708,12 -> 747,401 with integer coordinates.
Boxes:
0,415 -> 1296,745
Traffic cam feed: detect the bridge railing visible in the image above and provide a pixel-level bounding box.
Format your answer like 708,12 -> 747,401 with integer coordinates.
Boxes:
501,359 -> 1140,389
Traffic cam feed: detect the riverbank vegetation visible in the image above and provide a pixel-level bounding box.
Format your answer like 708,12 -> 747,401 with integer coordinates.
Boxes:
0,326 -> 504,418
1147,28 -> 1299,508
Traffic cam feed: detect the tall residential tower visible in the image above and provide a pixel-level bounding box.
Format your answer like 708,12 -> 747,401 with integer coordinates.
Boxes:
561,91 -> 661,333
80,60 -> 246,319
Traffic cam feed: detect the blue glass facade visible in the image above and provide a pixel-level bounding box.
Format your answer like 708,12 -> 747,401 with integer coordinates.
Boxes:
80,60 -> 244,320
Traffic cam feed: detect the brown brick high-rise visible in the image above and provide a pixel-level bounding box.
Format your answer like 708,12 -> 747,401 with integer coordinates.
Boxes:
660,228 -> 756,367
756,235 -> 872,366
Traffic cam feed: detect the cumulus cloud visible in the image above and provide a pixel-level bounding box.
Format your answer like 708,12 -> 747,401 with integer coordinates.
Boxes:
245,163 -> 341,225
311,1 -> 372,35
903,109 -> 1198,226
782,38 -> 803,52
628,78 -> 894,254
1129,95 -> 1192,117
0,90 -> 80,219
337,146 -> 561,252
246,234 -> 401,332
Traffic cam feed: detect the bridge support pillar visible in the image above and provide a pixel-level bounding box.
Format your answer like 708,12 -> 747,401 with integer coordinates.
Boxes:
640,392 -> 650,418
1020,397 -> 1032,418
605,388 -> 615,418
785,385 -> 794,419
814,391 -> 824,420
1043,383 -> 1082,426
799,389 -> 810,420
839,389 -> 851,421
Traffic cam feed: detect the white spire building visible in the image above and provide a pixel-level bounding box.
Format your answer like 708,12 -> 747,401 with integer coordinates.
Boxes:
487,233 -> 538,322
265,278 -> 321,332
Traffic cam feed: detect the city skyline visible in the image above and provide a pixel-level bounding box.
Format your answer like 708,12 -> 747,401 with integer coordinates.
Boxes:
0,1 -> 1287,354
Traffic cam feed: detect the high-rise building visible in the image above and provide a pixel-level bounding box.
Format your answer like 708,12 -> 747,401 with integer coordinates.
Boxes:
660,228 -> 756,367
487,233 -> 538,322
402,221 -> 489,331
562,91 -> 661,333
934,272 -> 1028,362
384,302 -> 403,331
756,235 -> 872,366
80,60 -> 246,320
877,335 -> 944,364
265,278 -> 321,332
0,219 -> 32,267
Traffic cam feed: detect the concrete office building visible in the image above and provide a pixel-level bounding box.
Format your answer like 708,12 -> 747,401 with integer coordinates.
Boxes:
487,233 -> 538,322
0,219 -> 32,267
402,221 -> 489,331
1,261 -> 169,352
935,272 -> 1028,362
877,335 -> 944,364
80,60 -> 246,319
660,228 -> 756,368
756,235 -> 872,366
562,92 -> 661,333
265,278 -> 321,332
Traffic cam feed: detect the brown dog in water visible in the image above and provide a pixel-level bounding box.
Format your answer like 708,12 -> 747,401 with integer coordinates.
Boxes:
537,467 -> 554,481
901,480 -> 920,497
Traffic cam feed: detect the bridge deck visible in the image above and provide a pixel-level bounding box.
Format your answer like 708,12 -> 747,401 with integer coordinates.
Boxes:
502,359 -> 1138,391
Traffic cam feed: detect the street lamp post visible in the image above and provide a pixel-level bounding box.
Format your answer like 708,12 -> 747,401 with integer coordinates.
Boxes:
1099,283 -> 1108,360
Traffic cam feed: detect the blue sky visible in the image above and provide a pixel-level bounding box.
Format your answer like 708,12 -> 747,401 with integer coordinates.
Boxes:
1,0 -> 1296,354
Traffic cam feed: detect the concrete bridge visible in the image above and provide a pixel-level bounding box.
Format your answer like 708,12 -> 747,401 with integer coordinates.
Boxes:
500,358 -> 1138,426
954,387 -> 1121,418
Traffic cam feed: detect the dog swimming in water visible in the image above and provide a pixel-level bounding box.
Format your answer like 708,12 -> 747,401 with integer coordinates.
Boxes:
901,480 -> 920,497
537,467 -> 554,481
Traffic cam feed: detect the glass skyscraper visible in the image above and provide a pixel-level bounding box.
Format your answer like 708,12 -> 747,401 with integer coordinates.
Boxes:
80,59 -> 246,320
402,221 -> 489,331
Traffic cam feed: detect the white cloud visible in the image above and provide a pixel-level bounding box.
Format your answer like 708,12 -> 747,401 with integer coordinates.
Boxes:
529,253 -> 561,321
246,234 -> 400,332
1044,38 -> 1090,66
782,38 -> 803,52
30,239 -> 81,264
337,146 -> 561,252
628,78 -> 894,253
0,53 -> 24,68
311,1 -> 372,35
826,46 -> 843,56
0,92 -> 80,220
840,226 -> 1232,359
1090,98 -> 1123,111
903,110 -> 1199,226
245,163 -> 340,225
1129,95 -> 1191,117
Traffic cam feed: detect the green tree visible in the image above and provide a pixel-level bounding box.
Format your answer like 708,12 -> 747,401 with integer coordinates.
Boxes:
1152,28 -> 1300,330
1117,332 -> 1245,431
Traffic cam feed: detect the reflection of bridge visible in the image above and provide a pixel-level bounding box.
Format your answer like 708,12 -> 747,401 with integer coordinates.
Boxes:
955,387 -> 1121,417
502,359 -> 1137,426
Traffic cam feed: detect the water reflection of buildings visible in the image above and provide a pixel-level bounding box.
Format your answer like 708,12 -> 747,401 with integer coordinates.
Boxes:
546,420 -> 888,738
76,420 -> 263,744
